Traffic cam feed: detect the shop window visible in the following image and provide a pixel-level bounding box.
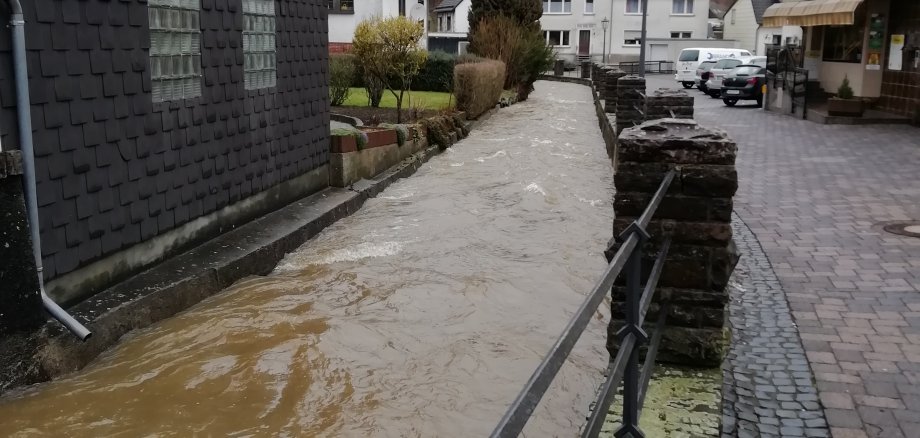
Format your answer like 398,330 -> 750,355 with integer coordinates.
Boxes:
822,25 -> 865,63
243,0 -> 277,90
148,0 -> 201,102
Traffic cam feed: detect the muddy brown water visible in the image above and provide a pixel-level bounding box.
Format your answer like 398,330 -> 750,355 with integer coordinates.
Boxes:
0,82 -> 615,437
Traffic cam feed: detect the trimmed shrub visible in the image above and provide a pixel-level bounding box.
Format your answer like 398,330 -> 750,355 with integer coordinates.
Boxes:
380,123 -> 411,146
454,60 -> 506,119
456,53 -> 488,65
413,51 -> 456,92
469,15 -> 553,102
330,54 -> 357,106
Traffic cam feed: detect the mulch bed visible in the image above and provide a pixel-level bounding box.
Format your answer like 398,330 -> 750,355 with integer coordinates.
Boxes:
332,106 -> 442,125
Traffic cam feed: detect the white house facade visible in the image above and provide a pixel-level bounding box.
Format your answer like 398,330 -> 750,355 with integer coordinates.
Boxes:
540,0 -> 710,64
722,0 -> 802,55
427,0 -> 471,54
327,0 -> 429,53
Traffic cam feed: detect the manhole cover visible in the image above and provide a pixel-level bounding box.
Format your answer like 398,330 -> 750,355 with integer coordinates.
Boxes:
882,221 -> 920,238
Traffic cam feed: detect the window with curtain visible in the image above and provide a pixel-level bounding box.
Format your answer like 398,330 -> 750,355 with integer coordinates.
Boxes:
148,0 -> 201,102
625,0 -> 644,14
672,0 -> 693,15
543,0 -> 572,13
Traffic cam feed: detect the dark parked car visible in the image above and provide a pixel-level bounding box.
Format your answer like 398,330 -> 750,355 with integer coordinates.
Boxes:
695,61 -> 717,94
720,65 -> 767,107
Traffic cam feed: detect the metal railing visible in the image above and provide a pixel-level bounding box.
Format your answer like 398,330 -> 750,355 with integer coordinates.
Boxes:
615,61 -> 675,75
766,47 -> 809,119
490,170 -> 676,438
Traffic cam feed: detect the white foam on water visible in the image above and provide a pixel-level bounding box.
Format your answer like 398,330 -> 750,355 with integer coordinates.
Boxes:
475,150 -> 507,162
319,241 -> 404,264
577,196 -> 603,207
450,162 -> 464,167
524,183 -> 547,196
380,192 -> 415,200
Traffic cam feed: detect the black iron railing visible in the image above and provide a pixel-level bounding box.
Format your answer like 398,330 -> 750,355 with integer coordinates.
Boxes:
616,61 -> 675,75
491,170 -> 676,438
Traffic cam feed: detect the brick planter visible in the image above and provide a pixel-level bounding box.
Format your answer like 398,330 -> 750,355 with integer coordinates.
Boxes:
330,135 -> 358,153
359,127 -> 399,148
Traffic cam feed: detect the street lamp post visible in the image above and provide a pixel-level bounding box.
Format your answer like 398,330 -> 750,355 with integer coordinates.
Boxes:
638,0 -> 648,77
601,18 -> 609,64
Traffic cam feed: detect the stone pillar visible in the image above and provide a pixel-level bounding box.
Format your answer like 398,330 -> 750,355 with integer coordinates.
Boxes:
581,61 -> 591,79
603,69 -> 626,113
615,75 -> 646,134
611,119 -> 739,367
645,89 -> 695,120
593,65 -> 607,98
0,151 -> 44,335
554,59 -> 565,76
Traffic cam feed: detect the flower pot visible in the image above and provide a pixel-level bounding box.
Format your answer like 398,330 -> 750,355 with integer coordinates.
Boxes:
330,135 -> 357,153
827,97 -> 865,117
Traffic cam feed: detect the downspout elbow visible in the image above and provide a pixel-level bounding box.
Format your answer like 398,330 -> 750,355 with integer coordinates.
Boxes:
6,0 -> 92,340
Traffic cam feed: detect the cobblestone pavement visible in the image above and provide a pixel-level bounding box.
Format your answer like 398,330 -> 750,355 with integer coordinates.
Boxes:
646,75 -> 920,438
722,213 -> 828,438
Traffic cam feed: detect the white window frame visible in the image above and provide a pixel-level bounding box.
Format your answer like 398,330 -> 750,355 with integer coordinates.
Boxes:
623,30 -> 642,46
542,0 -> 572,14
670,31 -> 692,39
543,30 -> 571,47
585,0 -> 595,14
625,0 -> 644,15
671,0 -> 694,15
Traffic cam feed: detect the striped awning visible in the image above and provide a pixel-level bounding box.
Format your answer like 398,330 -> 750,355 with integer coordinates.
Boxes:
762,0 -> 863,27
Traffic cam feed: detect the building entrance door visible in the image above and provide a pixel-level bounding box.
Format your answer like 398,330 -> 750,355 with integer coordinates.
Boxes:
579,30 -> 591,56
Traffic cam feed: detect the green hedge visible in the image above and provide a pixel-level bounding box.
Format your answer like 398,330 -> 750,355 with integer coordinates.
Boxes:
351,50 -> 457,93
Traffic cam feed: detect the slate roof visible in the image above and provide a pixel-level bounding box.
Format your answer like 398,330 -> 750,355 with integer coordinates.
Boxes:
434,0 -> 464,12
752,0 -> 781,25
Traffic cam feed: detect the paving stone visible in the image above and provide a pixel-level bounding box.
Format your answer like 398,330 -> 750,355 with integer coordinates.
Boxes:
644,75 -> 919,438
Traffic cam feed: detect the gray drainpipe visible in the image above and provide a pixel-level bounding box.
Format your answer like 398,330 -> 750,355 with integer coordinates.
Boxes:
6,0 -> 91,340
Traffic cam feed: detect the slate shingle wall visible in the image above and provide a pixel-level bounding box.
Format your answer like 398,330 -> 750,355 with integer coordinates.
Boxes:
0,0 -> 330,280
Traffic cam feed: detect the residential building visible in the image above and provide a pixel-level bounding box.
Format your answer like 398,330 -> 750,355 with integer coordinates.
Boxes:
722,0 -> 802,55
764,0 -> 920,119
328,0 -> 429,53
0,0 -> 330,303
427,0 -> 471,54
540,0 -> 709,64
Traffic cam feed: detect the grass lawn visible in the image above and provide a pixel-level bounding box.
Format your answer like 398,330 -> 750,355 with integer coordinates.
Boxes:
342,88 -> 453,110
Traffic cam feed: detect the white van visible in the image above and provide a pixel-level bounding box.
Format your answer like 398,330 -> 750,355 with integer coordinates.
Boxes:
675,48 -> 753,88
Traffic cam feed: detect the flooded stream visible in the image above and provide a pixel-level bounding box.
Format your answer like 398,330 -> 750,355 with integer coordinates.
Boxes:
0,81 -> 615,437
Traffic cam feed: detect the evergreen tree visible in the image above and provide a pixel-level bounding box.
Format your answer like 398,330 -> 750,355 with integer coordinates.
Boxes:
468,0 -> 542,32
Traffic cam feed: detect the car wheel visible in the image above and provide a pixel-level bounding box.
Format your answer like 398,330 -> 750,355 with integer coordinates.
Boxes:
723,98 -> 738,107
710,91 -> 720,99
682,82 -> 694,89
